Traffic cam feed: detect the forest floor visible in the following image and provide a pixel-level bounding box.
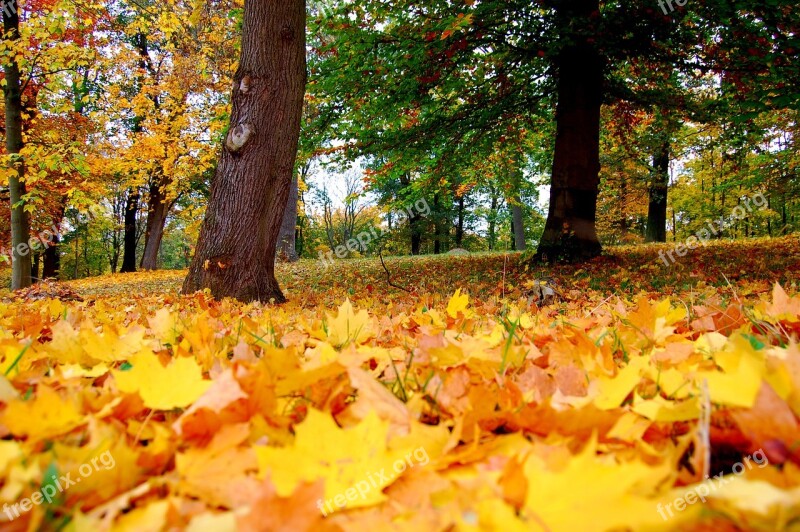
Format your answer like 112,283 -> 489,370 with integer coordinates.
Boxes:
0,236 -> 799,530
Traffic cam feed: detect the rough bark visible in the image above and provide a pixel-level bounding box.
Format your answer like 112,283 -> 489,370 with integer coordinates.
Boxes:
120,189 -> 139,272
645,140 -> 670,242
4,5 -> 31,289
183,0 -> 306,302
535,0 -> 603,263
277,172 -> 299,261
140,179 -> 169,270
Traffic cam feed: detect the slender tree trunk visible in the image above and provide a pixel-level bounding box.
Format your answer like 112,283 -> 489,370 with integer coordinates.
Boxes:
455,195 -> 465,247
120,189 -> 139,272
433,194 -> 442,254
42,234 -> 60,279
672,209 -> 677,242
410,211 -> 423,255
140,179 -> 169,270
645,140 -> 670,242
488,190 -> 499,251
535,0 -> 603,262
511,200 -> 526,251
73,235 -> 79,279
277,172 -> 299,261
782,192 -> 788,234
183,0 -> 306,303
4,4 -> 31,289
31,253 -> 39,281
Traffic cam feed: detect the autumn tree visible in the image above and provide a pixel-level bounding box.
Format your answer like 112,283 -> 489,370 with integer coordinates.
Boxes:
309,0 -> 800,262
2,0 -> 30,289
182,0 -> 306,302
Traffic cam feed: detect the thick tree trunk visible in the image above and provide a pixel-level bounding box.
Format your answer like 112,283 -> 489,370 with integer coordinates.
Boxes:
140,179 -> 169,270
183,0 -> 306,303
277,172 -> 299,261
535,0 -> 603,263
120,189 -> 139,273
4,6 -> 31,290
645,141 -> 669,242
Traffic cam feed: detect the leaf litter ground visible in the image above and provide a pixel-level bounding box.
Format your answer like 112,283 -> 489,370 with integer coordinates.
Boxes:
0,236 -> 800,530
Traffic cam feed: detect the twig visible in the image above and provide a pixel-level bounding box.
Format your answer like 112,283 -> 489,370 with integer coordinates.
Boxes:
378,246 -> 410,292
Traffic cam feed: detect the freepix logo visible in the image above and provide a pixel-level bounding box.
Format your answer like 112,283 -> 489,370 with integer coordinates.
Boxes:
1,0 -> 17,18
2,451 -> 116,521
0,223 -> 64,266
656,449 -> 769,520
318,199 -> 431,267
658,192 -> 768,267
316,446 -> 429,516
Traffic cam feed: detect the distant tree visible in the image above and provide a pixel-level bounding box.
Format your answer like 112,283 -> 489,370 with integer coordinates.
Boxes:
310,0 -> 800,262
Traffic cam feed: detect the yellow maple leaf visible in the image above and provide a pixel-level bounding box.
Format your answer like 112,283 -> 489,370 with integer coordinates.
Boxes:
695,334 -> 764,407
632,394 -> 701,422
113,499 -> 169,532
0,440 -> 21,474
112,351 -> 211,410
523,437 -> 697,529
326,299 -> 373,347
594,355 -> 650,409
0,374 -> 18,402
256,409 -> 415,509
148,307 -> 182,347
2,385 -> 84,441
446,288 -> 469,318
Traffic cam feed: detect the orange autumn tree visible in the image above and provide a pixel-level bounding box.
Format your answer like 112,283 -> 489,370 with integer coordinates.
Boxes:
97,0 -> 237,271
0,0 -> 107,287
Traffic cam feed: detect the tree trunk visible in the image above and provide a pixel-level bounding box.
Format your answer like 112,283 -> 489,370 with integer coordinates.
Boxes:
277,172 -> 299,261
120,189 -> 139,272
487,188 -> 499,251
182,0 -> 306,303
455,195 -> 465,247
535,0 -> 603,263
73,235 -> 79,279
42,234 -> 61,279
4,5 -> 31,290
410,211 -> 423,255
140,179 -> 169,270
433,194 -> 442,254
511,199 -> 526,251
645,140 -> 669,242
31,253 -> 40,281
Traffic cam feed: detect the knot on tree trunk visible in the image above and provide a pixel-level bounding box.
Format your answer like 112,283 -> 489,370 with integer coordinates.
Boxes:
280,25 -> 295,41
239,74 -> 252,94
226,123 -> 254,153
